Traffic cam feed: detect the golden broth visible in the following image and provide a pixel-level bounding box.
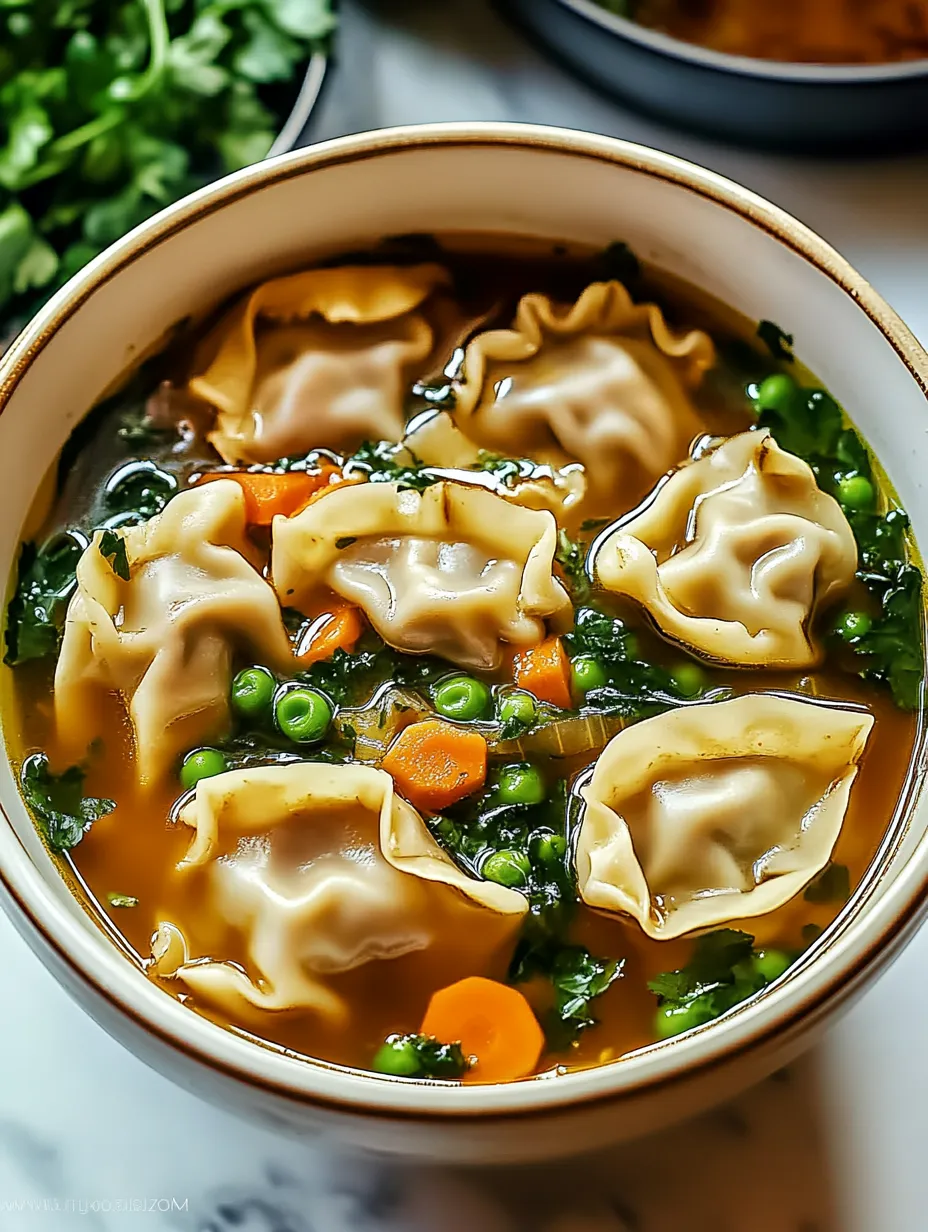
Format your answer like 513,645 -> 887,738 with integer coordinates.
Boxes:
4,238 -> 923,1079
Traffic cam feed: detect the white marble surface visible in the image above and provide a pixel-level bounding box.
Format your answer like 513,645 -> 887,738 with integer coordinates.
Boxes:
5,1 -> 928,1227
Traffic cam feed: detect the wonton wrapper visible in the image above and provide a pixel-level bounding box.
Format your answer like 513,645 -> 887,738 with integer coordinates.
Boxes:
55,482 -> 292,786
150,762 -> 526,1022
400,409 -> 587,521
452,280 -> 715,505
272,480 -> 572,670
593,430 -> 857,668
187,264 -> 450,464
577,694 -> 873,940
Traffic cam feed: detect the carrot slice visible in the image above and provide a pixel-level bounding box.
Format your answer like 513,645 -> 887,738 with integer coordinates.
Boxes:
194,466 -> 342,524
296,604 -> 364,664
421,977 -> 544,1083
514,636 -> 572,709
381,720 -> 487,812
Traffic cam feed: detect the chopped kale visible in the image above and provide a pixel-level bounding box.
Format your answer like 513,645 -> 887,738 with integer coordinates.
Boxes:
98,530 -> 130,581
757,319 -> 795,361
20,753 -> 115,853
373,1033 -> 468,1080
4,533 -> 86,665
648,929 -> 755,1004
512,940 -> 624,1050
107,892 -> 139,908
565,605 -> 714,718
804,862 -> 851,905
555,529 -> 591,600
647,929 -> 794,1038
754,372 -> 924,709
99,460 -> 176,520
345,440 -> 437,491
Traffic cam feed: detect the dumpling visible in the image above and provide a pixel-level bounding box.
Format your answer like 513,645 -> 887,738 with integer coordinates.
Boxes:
399,409 -> 587,520
576,693 -> 873,940
452,280 -> 715,506
593,430 -> 857,668
150,762 -> 527,1023
55,481 -> 292,786
271,480 -> 572,670
187,264 -> 450,464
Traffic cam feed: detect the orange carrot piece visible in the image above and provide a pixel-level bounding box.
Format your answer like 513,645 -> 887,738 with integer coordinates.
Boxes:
420,976 -> 544,1083
296,604 -> 364,664
194,466 -> 342,524
382,720 -> 487,813
514,636 -> 572,709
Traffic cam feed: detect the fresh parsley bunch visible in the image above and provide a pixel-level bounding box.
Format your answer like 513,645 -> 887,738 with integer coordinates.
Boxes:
0,0 -> 335,341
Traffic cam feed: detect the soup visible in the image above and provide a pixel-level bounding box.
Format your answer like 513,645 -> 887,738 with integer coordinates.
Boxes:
606,0 -> 928,64
4,238 -> 923,1084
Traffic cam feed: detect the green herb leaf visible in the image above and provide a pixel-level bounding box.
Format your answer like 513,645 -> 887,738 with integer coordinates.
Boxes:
757,319 -> 794,361
98,529 -> 130,580
20,752 -> 114,852
375,1033 -> 468,1080
4,533 -> 86,665
555,529 -> 591,599
648,928 -> 755,1005
804,862 -> 851,905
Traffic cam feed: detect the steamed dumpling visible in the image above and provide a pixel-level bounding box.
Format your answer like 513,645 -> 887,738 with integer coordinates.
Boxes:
150,762 -> 527,1023
399,409 -> 587,521
577,694 -> 873,940
271,480 -> 572,670
593,430 -> 857,668
55,481 -> 292,785
452,280 -> 715,506
187,264 -> 450,464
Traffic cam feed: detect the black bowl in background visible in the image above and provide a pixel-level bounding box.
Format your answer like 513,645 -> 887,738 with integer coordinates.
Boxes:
499,0 -> 928,153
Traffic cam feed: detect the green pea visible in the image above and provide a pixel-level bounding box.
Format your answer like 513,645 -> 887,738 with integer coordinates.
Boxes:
837,474 -> 875,511
755,372 -> 798,414
654,999 -> 717,1040
483,849 -> 531,888
623,632 -> 639,661
497,690 -> 537,730
180,747 -> 227,790
753,949 -> 793,984
433,675 -> 491,722
275,686 -> 333,744
571,654 -> 607,695
670,662 -> 708,698
834,610 -> 872,642
231,666 -> 276,721
534,832 -> 567,866
496,762 -> 546,806
372,1036 -> 422,1077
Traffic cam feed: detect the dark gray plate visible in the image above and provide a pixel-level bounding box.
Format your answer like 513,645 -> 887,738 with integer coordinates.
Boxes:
269,52 -> 330,155
499,0 -> 928,153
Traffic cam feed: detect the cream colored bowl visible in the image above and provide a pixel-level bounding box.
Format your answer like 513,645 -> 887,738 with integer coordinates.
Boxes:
0,124 -> 925,1164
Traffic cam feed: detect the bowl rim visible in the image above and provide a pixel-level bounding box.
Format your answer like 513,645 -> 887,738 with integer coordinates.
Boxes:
1,121 -> 928,1122
553,0 -> 928,83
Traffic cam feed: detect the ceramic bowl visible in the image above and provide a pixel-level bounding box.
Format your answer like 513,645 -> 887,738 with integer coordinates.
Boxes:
0,123 -> 926,1164
500,0 -> 928,153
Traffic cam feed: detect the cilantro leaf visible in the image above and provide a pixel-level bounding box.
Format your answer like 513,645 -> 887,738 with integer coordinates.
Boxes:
648,928 -> 755,1004
98,529 -> 130,580
555,529 -> 591,599
20,752 -> 114,852
511,938 -> 624,1050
